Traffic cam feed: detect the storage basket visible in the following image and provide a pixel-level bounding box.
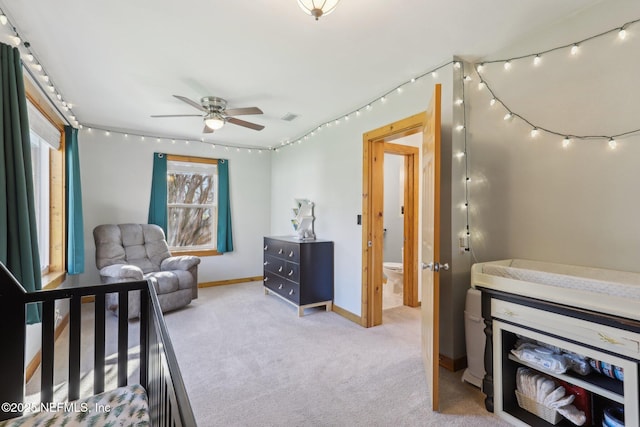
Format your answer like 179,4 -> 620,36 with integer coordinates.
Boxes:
515,390 -> 563,425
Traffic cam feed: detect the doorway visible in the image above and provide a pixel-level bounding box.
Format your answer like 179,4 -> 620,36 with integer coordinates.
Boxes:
361,113 -> 423,328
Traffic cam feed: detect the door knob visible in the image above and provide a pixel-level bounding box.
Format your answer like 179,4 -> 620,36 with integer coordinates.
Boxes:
422,262 -> 449,272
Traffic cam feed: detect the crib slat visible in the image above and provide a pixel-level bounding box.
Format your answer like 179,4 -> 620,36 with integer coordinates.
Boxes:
117,291 -> 129,387
68,295 -> 82,401
41,300 -> 55,403
94,293 -> 106,394
140,287 -> 149,388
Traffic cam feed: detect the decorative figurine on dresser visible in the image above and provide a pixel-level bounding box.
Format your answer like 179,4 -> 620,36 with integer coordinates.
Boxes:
263,199 -> 333,316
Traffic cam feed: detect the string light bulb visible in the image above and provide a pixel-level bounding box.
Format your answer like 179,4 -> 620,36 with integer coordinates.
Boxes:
618,27 -> 627,40
489,98 -> 496,106
476,63 -> 485,73
12,35 -> 21,46
530,128 -> 539,138
504,61 -> 512,70
570,44 -> 579,55
533,55 -> 542,66
0,14 -> 7,25
503,112 -> 513,121
608,138 -> 617,149
562,137 -> 571,148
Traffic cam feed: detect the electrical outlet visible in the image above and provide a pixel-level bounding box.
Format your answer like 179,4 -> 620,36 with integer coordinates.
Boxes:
459,237 -> 468,254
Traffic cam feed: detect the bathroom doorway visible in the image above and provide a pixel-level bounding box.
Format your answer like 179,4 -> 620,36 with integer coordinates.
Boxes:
382,140 -> 420,310
362,113 -> 422,327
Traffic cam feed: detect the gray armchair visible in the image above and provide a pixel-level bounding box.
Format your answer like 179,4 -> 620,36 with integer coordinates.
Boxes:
93,223 -> 200,319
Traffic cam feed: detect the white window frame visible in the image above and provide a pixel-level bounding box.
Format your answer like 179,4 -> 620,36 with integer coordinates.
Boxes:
166,155 -> 219,255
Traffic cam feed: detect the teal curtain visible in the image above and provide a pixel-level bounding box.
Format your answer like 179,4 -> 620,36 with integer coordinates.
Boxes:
65,126 -> 84,274
148,152 -> 167,233
217,159 -> 233,253
0,43 -> 41,323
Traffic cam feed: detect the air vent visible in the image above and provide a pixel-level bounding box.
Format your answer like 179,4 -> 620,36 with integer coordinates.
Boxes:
281,112 -> 299,122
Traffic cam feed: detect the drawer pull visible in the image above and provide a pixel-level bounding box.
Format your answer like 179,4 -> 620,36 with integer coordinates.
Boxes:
263,277 -> 269,282
263,261 -> 269,266
278,266 -> 283,272
264,245 -> 268,251
288,270 -> 294,276
289,251 -> 294,257
278,248 -> 283,254
501,309 -> 516,317
278,284 -> 283,290
289,289 -> 295,296
599,333 -> 622,346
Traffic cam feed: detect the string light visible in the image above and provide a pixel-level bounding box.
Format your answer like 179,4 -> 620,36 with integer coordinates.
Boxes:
0,14 -> 77,130
277,60 -> 453,150
618,27 -> 627,40
504,61 -> 512,70
475,18 -> 640,147
570,44 -> 579,55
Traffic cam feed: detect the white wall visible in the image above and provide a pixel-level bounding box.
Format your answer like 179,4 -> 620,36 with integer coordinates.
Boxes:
468,0 -> 640,272
75,131 -> 272,285
383,153 -> 404,263
270,68 -> 454,317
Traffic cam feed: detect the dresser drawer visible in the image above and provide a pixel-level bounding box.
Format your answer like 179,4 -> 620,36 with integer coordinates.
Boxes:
264,271 -> 286,292
266,276 -> 299,304
263,238 -> 286,258
282,243 -> 300,263
264,255 -> 286,276
283,262 -> 299,283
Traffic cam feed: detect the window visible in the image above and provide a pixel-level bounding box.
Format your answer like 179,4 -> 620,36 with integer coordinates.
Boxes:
30,128 -> 53,272
25,88 -> 65,287
166,155 -> 218,254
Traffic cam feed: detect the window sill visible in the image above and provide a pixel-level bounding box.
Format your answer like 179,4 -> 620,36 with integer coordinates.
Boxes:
170,249 -> 221,257
42,271 -> 66,290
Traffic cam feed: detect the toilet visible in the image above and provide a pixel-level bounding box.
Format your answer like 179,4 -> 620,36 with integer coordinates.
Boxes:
383,262 -> 404,292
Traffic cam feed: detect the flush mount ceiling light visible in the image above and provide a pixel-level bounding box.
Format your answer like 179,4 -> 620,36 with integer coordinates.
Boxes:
297,0 -> 340,21
204,112 -> 225,130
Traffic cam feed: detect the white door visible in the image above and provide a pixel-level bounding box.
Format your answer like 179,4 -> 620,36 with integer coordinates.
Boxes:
421,83 -> 442,411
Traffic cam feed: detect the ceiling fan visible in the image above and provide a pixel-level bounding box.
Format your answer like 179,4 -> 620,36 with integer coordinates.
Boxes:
151,95 -> 265,133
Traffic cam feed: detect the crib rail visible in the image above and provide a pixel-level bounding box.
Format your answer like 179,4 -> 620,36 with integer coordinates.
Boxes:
0,262 -> 197,426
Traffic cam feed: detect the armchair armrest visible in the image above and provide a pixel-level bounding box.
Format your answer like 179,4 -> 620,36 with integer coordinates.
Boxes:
99,264 -> 144,280
161,256 -> 201,272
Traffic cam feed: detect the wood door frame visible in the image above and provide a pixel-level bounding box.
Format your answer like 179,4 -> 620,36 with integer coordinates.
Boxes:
362,112 -> 424,328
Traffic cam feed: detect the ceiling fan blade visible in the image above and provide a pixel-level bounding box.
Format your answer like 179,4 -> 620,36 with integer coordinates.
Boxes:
173,95 -> 207,112
151,114 -> 203,118
224,107 -> 263,116
227,117 -> 265,131
203,125 -> 214,134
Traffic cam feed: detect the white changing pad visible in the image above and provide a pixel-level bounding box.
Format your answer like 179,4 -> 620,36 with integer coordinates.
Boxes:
482,259 -> 640,301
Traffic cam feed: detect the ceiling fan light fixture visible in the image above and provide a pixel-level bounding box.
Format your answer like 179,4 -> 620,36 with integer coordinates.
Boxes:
297,0 -> 340,21
205,113 -> 225,130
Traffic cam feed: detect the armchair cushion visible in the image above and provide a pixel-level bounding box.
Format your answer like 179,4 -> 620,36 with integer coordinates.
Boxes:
161,255 -> 200,271
146,272 -> 179,294
99,264 -> 144,281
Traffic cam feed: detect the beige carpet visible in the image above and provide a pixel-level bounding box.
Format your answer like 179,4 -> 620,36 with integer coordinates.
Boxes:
163,282 -> 510,427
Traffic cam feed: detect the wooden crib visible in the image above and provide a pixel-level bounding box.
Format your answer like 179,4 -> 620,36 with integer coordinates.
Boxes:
0,262 -> 197,426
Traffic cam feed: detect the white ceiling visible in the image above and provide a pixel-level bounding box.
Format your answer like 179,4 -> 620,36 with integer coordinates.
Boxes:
0,0 -> 603,149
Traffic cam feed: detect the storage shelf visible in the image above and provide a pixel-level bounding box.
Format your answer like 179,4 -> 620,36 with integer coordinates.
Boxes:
508,354 -> 624,404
